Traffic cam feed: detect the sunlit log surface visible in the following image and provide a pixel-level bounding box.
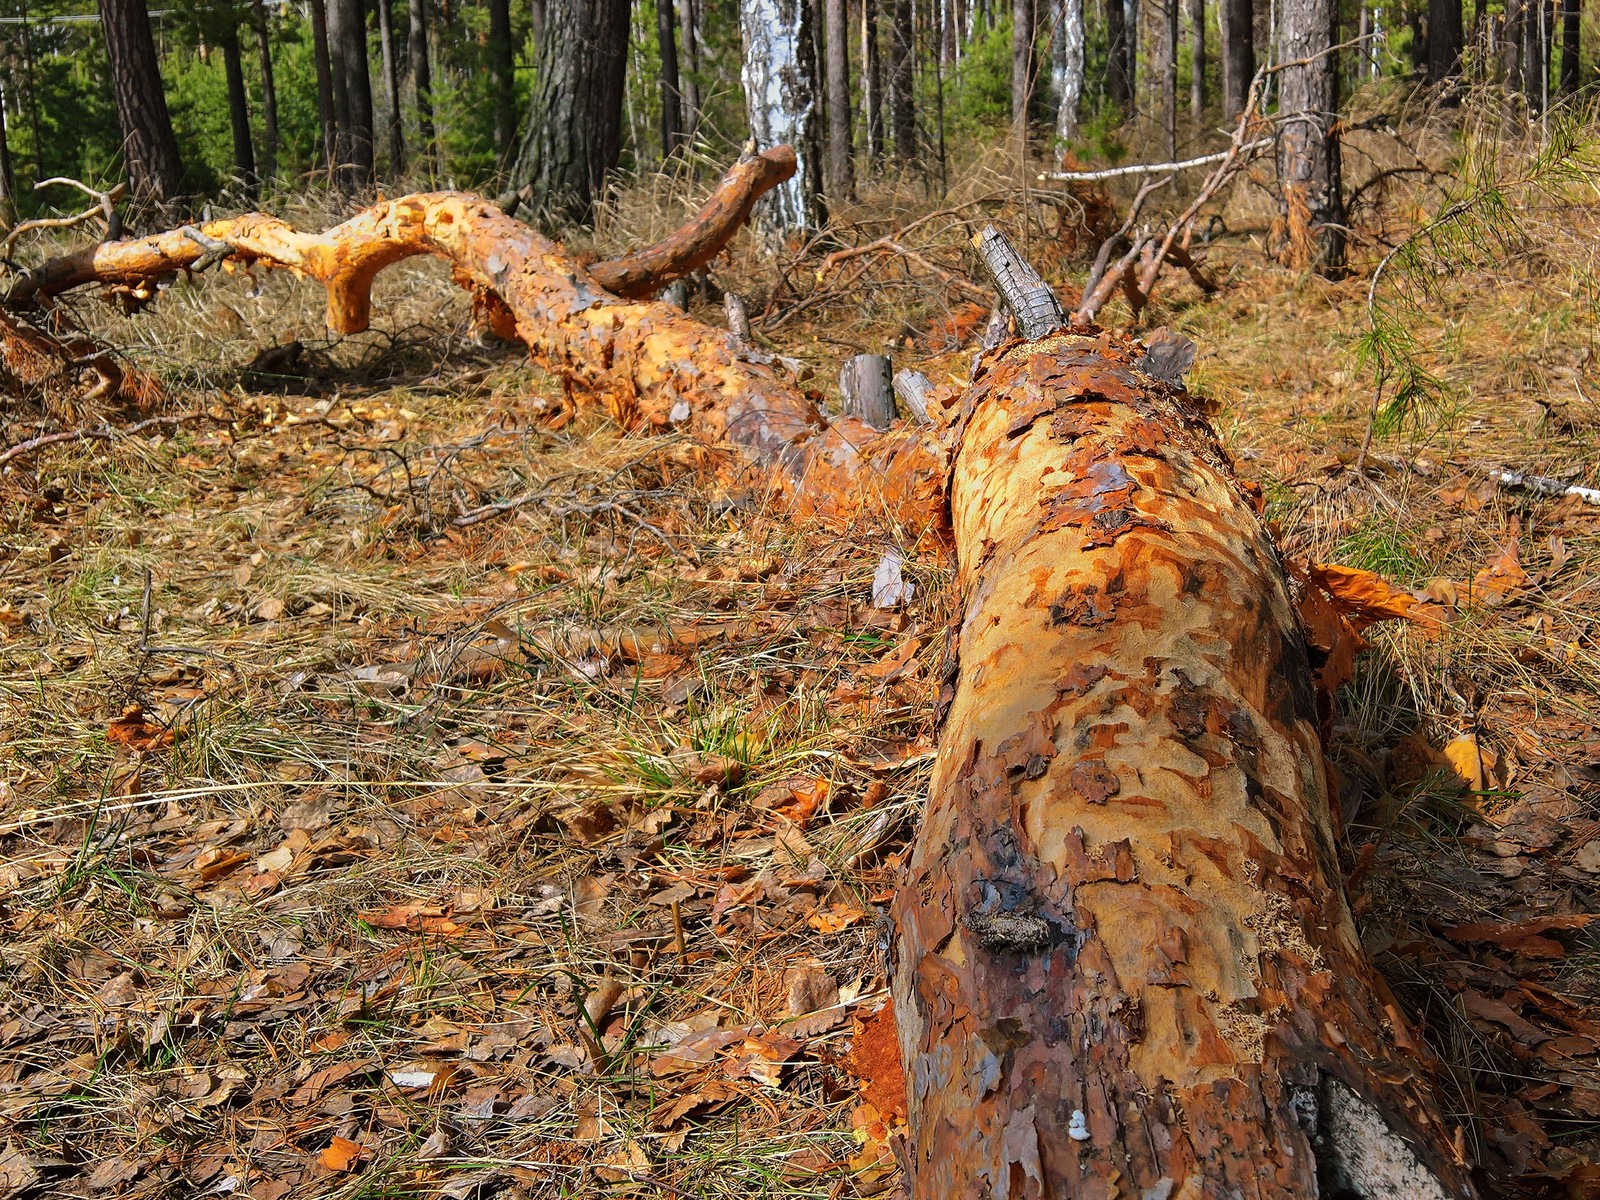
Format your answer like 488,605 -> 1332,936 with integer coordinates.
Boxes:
889,328 -> 1476,1200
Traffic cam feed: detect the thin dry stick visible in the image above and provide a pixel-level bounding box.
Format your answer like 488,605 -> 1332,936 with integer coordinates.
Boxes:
1039,140 -> 1275,182
0,413 -> 195,468
1,181 -> 125,259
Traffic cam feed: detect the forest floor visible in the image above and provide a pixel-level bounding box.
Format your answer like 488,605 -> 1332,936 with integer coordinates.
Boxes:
5,138 -> 1600,1199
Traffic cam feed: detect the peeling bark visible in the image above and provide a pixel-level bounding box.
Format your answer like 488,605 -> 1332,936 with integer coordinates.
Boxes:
3,148 -> 938,527
6,173 -> 1481,1195
889,327 -> 1475,1199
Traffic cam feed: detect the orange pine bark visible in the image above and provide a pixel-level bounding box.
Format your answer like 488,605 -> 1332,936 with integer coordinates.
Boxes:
890,328 -> 1475,1199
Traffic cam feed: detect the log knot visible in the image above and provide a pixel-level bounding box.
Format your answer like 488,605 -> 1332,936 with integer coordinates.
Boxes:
963,878 -> 1079,957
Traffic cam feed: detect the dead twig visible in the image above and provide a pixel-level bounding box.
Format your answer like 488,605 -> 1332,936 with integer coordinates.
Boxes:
0,413 -> 196,469
1,181 -> 126,261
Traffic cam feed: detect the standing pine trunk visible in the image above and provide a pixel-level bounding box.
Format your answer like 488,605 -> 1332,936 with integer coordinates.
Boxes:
1276,0 -> 1344,273
310,0 -> 338,173
864,0 -> 885,161
98,0 -> 186,205
1427,0 -> 1464,81
407,0 -> 435,177
1559,0 -> 1579,92
1051,0 -> 1085,141
327,0 -> 375,190
890,0 -> 916,160
740,0 -> 826,230
1504,0 -> 1525,88
1522,0 -> 1547,109
680,0 -> 702,139
825,0 -> 854,198
1011,0 -> 1036,146
1159,0 -> 1178,157
508,0 -> 629,225
487,0 -> 515,161
0,76 -> 16,225
1189,0 -> 1205,118
376,0 -> 406,172
1106,0 -> 1132,111
658,0 -> 686,158
1219,0 -> 1251,114
219,24 -> 258,201
251,0 -> 279,180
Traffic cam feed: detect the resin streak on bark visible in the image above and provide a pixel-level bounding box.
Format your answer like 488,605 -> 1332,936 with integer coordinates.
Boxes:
890,330 -> 1475,1199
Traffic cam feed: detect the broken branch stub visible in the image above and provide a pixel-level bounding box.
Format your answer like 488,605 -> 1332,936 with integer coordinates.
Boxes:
840,354 -> 896,430
892,369 -> 934,425
890,326 -> 1475,1197
969,226 -> 1065,339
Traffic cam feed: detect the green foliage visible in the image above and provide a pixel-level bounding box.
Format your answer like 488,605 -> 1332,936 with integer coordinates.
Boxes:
1358,97 -> 1600,465
949,18 -> 1012,132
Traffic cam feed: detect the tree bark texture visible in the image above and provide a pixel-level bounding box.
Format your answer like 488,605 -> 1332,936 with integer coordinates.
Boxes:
1560,0 -> 1579,93
407,0 -> 435,175
0,76 -> 15,225
252,0 -> 280,179
1050,0 -> 1085,142
864,0 -> 885,160
891,0 -> 916,160
486,0 -> 515,160
889,327 -> 1477,1200
825,0 -> 854,199
1427,0 -> 1464,81
1189,0 -> 1205,118
1106,0 -> 1132,111
1276,0 -> 1344,272
1011,0 -> 1036,132
510,0 -> 628,225
679,0 -> 702,139
327,0 -> 375,191
378,0 -> 407,171
1219,0 -> 1252,116
740,0 -> 826,231
1160,0 -> 1179,158
219,26 -> 259,200
310,0 -> 339,172
658,0 -> 686,158
98,0 -> 186,205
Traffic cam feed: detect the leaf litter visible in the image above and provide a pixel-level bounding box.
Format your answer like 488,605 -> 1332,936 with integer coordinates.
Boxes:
7,186 -> 1600,1198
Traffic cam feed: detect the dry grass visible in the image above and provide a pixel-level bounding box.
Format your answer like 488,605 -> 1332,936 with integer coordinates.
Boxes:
5,102 -> 1600,1197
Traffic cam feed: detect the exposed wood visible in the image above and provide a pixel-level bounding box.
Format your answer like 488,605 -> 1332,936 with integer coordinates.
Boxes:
971,226 -> 1065,339
890,319 -> 1476,1199
580,146 -> 797,298
6,148 -> 797,313
840,353 -> 895,429
893,368 -> 934,424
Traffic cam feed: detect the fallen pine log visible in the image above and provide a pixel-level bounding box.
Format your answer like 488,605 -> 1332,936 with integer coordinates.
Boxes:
1,147 -> 941,525
6,172 -> 1474,1194
889,314 -> 1475,1196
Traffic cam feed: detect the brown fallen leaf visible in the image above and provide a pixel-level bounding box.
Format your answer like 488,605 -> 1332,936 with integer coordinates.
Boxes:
318,1135 -> 369,1172
358,904 -> 465,935
784,964 -> 842,1038
1306,562 -> 1420,630
105,704 -> 175,752
1444,914 -> 1598,959
1473,539 -> 1532,605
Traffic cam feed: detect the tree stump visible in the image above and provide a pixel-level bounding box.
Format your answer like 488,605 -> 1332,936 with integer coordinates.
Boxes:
840,353 -> 896,429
